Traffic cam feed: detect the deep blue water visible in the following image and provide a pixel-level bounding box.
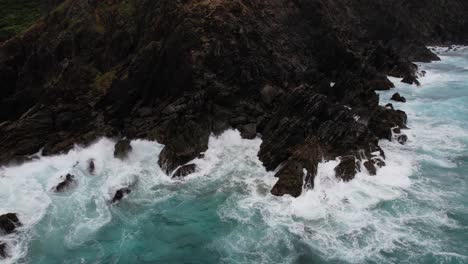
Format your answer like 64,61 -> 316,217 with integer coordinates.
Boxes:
0,47 -> 467,264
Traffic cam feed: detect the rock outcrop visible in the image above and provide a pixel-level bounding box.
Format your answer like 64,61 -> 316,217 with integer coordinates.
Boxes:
114,139 -> 132,160
0,0 -> 467,197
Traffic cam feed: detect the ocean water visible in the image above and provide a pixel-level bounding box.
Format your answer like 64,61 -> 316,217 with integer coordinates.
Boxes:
0,47 -> 467,264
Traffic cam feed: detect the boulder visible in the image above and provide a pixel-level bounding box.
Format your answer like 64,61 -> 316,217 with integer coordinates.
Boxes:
0,242 -> 7,259
0,213 -> 21,234
396,134 -> 408,145
172,164 -> 197,178
114,139 -> 132,160
111,188 -> 132,204
53,174 -> 76,192
335,156 -> 360,181
391,92 -> 407,102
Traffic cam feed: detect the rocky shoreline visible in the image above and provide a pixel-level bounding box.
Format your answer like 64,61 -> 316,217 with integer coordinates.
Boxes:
0,0 -> 467,201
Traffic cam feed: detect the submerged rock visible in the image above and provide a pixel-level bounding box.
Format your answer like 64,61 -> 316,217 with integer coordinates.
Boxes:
53,174 -> 76,192
114,140 -> 132,160
391,92 -> 407,102
172,164 -> 197,178
0,213 -> 21,234
111,188 -> 132,204
335,156 -> 360,181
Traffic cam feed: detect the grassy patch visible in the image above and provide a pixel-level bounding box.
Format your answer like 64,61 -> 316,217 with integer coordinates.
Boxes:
0,0 -> 42,41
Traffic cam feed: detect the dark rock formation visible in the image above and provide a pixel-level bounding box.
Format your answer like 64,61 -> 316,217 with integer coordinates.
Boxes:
364,160 -> 377,176
391,93 -> 407,103
335,156 -> 361,182
88,159 -> 95,174
53,173 -> 76,192
114,140 -> 132,160
396,134 -> 409,145
0,213 -> 21,234
0,0 -> 467,197
172,164 -> 197,178
111,187 -> 131,204
0,242 -> 7,259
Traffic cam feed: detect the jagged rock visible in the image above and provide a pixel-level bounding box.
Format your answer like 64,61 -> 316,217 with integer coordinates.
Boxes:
114,140 -> 132,160
53,174 -> 76,192
335,156 -> 360,181
0,213 -> 21,234
396,134 -> 408,145
391,93 -> 407,102
385,103 -> 394,110
364,160 -> 377,175
157,121 -> 209,175
0,0 -> 467,197
0,242 -> 7,259
239,123 -> 257,139
402,76 -> 421,86
369,107 -> 407,140
111,188 -> 131,204
374,158 -> 386,168
172,164 -> 197,178
271,160 -> 304,198
393,127 -> 401,134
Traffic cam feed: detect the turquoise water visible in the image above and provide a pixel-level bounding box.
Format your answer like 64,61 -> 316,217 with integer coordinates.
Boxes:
0,47 -> 467,264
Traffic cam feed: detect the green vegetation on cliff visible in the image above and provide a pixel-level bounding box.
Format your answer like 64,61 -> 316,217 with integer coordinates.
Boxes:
0,0 -> 42,41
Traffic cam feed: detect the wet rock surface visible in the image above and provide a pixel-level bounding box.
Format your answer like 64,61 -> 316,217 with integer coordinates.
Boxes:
391,93 -> 407,103
0,213 -> 21,234
172,164 -> 197,178
0,0 -> 467,196
335,156 -> 361,182
53,174 -> 76,192
114,140 -> 132,160
0,242 -> 7,259
111,188 -> 132,204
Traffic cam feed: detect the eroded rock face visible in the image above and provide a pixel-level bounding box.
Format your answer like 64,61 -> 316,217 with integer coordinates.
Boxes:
114,140 -> 132,160
0,213 -> 21,234
0,0 -> 467,196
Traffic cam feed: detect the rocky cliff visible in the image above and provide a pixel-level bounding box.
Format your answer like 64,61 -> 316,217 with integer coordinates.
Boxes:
1,0 -> 467,197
